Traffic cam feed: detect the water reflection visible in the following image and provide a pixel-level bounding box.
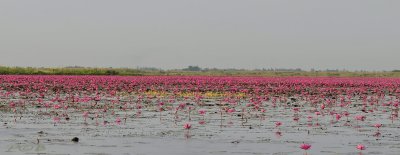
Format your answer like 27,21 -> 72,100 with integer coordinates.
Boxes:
7,143 -> 46,152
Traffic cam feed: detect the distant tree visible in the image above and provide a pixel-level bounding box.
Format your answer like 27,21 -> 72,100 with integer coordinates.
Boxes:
183,66 -> 202,71
106,70 -> 119,75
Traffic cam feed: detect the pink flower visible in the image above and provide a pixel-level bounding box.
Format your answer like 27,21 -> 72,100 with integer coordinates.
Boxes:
115,117 -> 121,123
300,143 -> 311,150
198,120 -> 206,125
53,104 -> 61,109
336,114 -> 342,121
356,144 -> 366,150
53,117 -> 61,123
275,121 -> 282,127
9,102 -> 16,108
261,109 -> 266,113
374,123 -> 382,129
198,109 -> 206,115
355,115 -> 366,121
183,123 -> 191,129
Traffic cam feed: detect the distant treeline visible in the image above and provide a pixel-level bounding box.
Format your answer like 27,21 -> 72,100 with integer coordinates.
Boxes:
0,66 -> 144,75
1,66 -> 400,77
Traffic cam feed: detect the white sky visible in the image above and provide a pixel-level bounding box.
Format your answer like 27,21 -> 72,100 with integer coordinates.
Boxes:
0,0 -> 399,71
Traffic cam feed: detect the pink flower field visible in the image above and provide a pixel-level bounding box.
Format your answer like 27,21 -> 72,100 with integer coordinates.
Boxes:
1,75 -> 400,155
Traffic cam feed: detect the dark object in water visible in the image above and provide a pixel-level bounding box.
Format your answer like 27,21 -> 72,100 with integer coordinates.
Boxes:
72,137 -> 79,142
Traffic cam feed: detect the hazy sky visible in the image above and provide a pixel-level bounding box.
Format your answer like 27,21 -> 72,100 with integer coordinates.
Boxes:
0,0 -> 399,71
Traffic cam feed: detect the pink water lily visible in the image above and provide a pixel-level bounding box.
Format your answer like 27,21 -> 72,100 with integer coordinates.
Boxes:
183,122 -> 191,129
357,144 -> 366,151
300,143 -> 311,150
